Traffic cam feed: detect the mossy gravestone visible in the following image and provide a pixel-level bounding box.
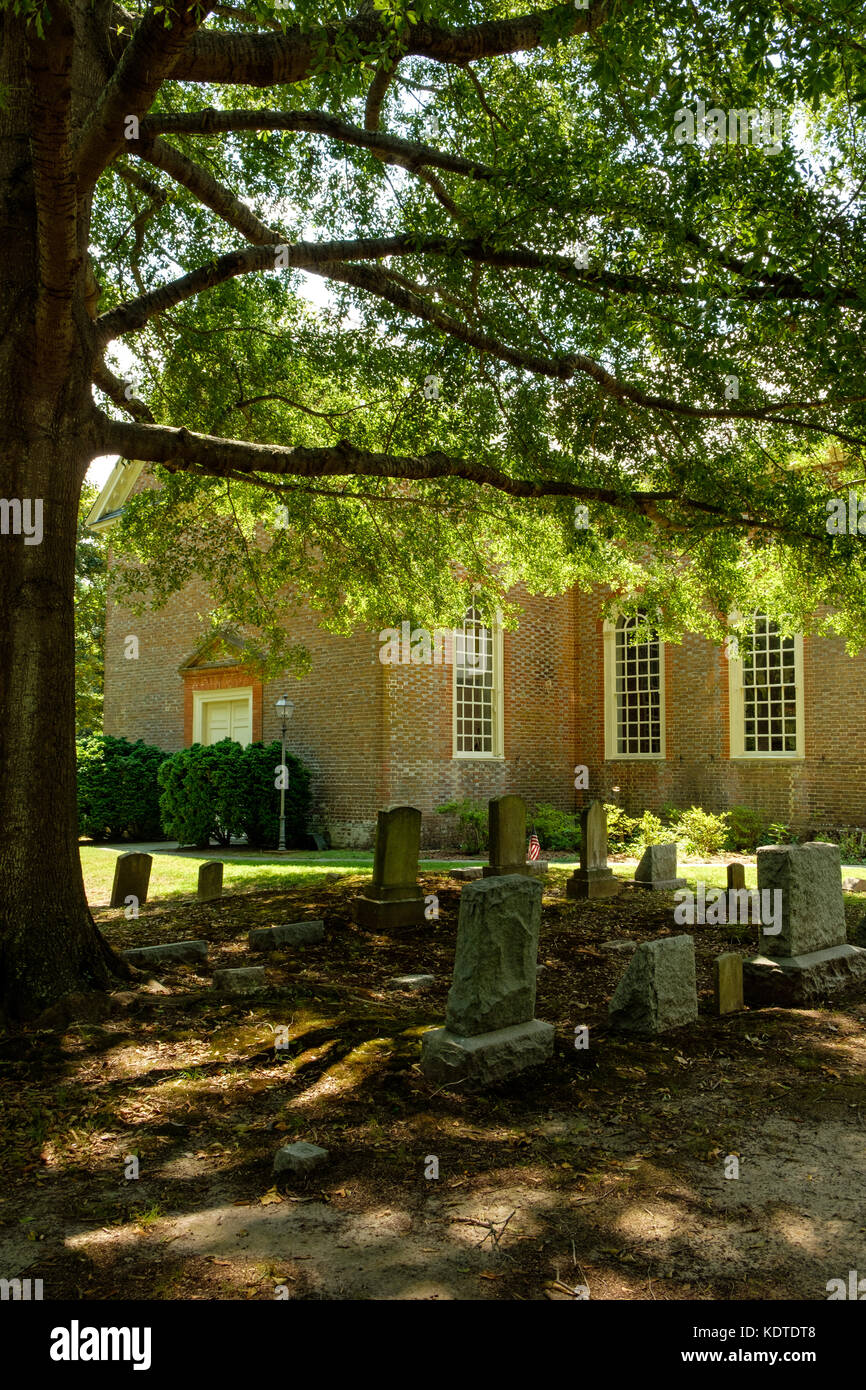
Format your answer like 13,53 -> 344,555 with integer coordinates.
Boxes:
197,861 -> 223,901
421,875 -> 554,1085
110,852 -> 152,909
354,806 -> 426,931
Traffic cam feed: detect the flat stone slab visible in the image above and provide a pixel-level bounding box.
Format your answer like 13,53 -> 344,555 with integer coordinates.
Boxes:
122,940 -> 208,966
714,952 -> 744,1015
388,974 -> 435,992
451,866 -> 484,881
273,1141 -> 329,1176
420,1018 -> 555,1087
743,943 -> 866,1007
212,966 -> 266,994
248,921 -> 324,950
600,939 -> 637,954
842,877 -> 866,893
608,934 -> 698,1034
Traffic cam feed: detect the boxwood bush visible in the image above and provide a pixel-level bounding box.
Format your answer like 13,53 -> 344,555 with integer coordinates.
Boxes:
157,740 -> 311,848
76,735 -> 167,841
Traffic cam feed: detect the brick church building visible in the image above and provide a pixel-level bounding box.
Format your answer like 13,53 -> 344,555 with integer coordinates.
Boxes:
90,462 -> 866,848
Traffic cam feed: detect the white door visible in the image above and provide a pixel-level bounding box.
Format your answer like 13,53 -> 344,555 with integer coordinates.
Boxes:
202,697 -> 252,747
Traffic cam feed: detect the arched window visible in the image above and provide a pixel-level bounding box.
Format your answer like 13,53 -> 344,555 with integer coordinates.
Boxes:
604,610 -> 664,758
453,604 -> 502,756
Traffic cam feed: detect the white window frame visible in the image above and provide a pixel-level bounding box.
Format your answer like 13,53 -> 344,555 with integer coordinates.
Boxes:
603,614 -> 666,761
192,686 -> 254,747
728,617 -> 804,760
452,606 -> 504,760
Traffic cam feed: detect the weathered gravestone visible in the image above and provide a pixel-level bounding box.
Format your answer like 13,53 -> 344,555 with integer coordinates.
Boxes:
714,952 -> 744,1015
608,934 -> 698,1033
197,861 -> 224,901
727,862 -> 747,892
354,806 -> 426,931
743,842 -> 866,1005
109,852 -> 152,909
122,940 -> 208,967
249,920 -> 324,950
634,842 -> 686,892
484,795 -> 528,877
421,875 -> 554,1085
212,966 -> 266,995
566,800 -> 621,900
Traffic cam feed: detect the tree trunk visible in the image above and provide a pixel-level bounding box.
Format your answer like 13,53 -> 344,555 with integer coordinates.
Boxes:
0,6 -> 125,1021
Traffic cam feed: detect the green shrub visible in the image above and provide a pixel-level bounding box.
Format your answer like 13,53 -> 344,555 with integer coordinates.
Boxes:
726,805 -> 769,852
631,810 -> 669,854
435,799 -> 488,853
767,820 -> 794,845
76,735 -> 167,841
675,805 -> 730,857
158,741 -> 311,848
531,802 -> 581,851
604,803 -> 639,853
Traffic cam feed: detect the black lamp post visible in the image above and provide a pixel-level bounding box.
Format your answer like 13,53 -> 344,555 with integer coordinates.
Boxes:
275,695 -> 294,851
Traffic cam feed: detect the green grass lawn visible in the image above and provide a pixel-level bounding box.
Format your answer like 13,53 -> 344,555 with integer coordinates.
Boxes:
81,845 -> 866,908
79,846 -> 481,905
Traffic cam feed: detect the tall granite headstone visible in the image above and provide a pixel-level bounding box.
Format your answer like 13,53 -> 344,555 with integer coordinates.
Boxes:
566,800 -> 621,900
354,806 -> 426,931
110,852 -> 153,909
744,842 -> 866,1005
421,875 -> 554,1085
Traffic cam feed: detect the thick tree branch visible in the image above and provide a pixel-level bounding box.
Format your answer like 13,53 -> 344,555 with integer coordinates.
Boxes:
169,2 -> 607,86
133,135 -> 279,244
92,413 -> 838,545
76,1 -> 215,187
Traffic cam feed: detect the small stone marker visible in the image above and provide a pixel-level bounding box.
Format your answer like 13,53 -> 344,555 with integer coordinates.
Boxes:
354,806 -> 426,931
600,939 -> 637,954
110,851 -> 153,909
483,795 -> 531,877
714,952 -> 744,1015
634,842 -> 687,892
248,920 -> 324,950
388,974 -> 435,992
608,934 -> 698,1033
566,800 -> 621,900
197,861 -> 224,901
452,865 -> 484,881
122,940 -> 208,967
726,862 -> 747,892
212,966 -> 266,994
744,842 -> 866,1005
273,1141 -> 329,1176
842,877 -> 866,893
421,875 -> 554,1085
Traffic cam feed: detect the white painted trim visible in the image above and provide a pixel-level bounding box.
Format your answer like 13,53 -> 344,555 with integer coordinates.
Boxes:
86,459 -> 146,530
603,615 -> 666,761
452,608 -> 504,759
727,625 -> 805,760
192,686 -> 254,746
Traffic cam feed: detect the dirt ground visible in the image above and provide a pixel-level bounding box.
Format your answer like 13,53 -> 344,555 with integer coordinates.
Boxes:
2,869 -> 866,1301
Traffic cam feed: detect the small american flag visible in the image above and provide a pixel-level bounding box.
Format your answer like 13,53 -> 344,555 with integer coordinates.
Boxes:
528,832 -> 541,861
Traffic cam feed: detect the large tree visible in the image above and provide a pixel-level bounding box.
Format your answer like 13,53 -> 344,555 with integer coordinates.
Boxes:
1,0 -> 864,1019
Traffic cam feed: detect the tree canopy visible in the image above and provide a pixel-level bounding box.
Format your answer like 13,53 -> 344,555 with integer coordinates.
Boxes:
30,0 -> 866,658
